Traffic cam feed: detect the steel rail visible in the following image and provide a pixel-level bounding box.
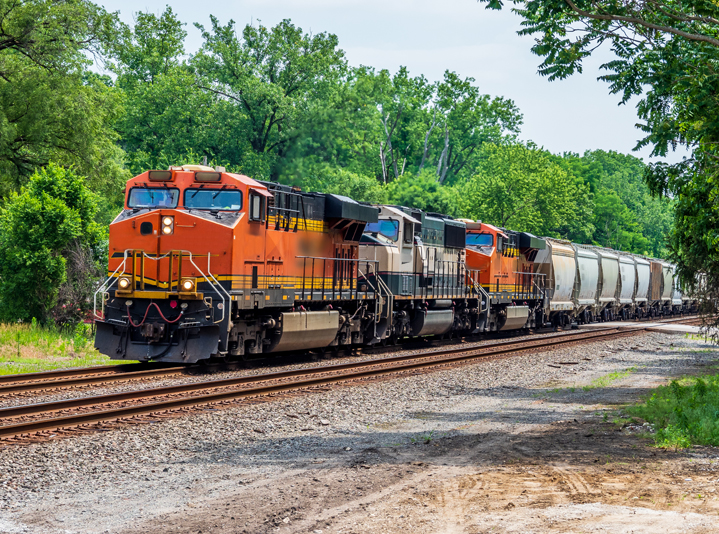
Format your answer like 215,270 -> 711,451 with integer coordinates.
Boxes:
0,326 -> 619,394
0,362 -> 171,386
0,313 -> 700,395
0,366 -> 188,394
0,326 -> 645,439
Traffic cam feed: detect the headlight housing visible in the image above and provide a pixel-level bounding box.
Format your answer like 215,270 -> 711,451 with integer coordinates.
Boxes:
162,216 -> 173,235
180,278 -> 195,293
118,277 -> 131,291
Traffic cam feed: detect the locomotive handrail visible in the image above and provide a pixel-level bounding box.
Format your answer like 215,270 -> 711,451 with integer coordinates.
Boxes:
463,265 -> 489,315
198,251 -> 230,324
93,249 -> 228,325
296,255 -> 374,262
296,255 -> 379,301
93,254 -> 130,320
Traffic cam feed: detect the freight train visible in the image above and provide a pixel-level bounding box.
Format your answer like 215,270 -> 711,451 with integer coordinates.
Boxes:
94,166 -> 696,363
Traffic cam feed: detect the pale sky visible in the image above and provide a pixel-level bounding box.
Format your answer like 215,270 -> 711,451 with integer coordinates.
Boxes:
100,0 -> 688,163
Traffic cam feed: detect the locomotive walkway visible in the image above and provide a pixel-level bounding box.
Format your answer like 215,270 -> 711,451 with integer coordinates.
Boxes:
0,317 -> 702,445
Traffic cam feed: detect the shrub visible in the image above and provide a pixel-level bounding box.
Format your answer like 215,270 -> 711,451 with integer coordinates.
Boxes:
628,375 -> 719,448
0,164 -> 102,324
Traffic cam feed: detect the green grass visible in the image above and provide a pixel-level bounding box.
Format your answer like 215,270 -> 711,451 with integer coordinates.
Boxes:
0,321 -> 125,375
628,374 -> 719,449
582,367 -> 637,391
684,333 -> 715,343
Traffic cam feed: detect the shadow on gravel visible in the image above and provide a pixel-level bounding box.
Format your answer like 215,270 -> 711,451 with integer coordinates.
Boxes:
169,381 -> 694,473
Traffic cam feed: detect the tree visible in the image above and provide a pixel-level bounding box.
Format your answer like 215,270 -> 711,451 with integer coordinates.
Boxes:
560,150 -> 674,255
0,0 -> 125,196
350,67 -> 522,185
479,0 -> 719,329
459,143 -> 593,237
303,166 -> 388,204
433,71 -> 522,184
0,164 -> 102,323
192,18 -> 347,180
388,169 -> 461,217
112,8 -> 242,177
113,7 -> 187,85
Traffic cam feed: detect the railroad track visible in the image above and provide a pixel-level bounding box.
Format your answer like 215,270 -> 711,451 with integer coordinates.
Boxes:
0,314 -> 703,398
0,324 -> 663,444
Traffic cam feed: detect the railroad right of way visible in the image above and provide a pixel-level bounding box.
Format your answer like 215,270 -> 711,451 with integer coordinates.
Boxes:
0,323 -> 686,445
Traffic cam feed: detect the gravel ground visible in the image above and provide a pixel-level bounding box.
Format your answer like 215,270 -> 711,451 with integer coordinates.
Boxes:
0,331 -> 716,533
0,329 -> 591,409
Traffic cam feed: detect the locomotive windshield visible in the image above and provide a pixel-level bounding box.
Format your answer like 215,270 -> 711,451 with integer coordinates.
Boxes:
364,219 -> 399,241
466,233 -> 494,247
128,188 -> 179,209
184,189 -> 243,211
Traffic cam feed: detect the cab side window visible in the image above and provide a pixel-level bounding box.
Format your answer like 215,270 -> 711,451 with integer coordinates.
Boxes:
403,222 -> 413,244
249,192 -> 265,222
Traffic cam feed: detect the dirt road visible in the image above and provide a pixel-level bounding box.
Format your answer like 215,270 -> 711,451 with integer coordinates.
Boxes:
3,332 -> 718,533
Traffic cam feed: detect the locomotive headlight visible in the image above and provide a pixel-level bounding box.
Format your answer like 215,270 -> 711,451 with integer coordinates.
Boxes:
180,278 -> 195,292
118,277 -> 131,290
162,216 -> 173,235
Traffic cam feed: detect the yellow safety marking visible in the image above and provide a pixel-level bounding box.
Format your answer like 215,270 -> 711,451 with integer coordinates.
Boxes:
266,215 -> 328,233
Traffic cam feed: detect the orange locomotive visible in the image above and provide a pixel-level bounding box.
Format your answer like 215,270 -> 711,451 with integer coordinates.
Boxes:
463,221 -> 547,331
94,165 -> 378,363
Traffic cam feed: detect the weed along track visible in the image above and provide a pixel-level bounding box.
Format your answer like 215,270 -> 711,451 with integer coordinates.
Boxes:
0,326 -> 658,445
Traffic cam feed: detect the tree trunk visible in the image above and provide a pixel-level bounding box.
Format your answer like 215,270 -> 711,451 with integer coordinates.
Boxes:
437,125 -> 450,183
418,109 -> 438,174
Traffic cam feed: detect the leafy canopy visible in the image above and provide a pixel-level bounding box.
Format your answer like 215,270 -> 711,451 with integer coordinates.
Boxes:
460,143 -> 593,238
0,0 -> 125,196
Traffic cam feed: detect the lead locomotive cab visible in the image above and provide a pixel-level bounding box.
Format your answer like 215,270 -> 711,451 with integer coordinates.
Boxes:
95,165 -> 264,363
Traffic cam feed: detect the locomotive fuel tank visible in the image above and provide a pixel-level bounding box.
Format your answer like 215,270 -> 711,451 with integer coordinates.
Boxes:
267,310 -> 340,352
498,305 -> 530,331
410,309 -> 454,336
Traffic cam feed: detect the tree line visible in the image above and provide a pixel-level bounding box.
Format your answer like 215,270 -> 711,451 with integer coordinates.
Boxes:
0,0 -> 675,323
